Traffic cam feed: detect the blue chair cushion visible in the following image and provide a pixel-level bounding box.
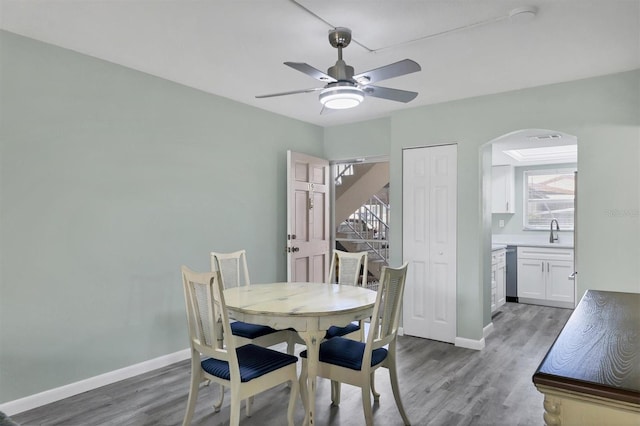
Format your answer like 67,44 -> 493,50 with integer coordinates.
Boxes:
230,321 -> 279,339
325,322 -> 360,339
300,337 -> 388,371
201,344 -> 298,382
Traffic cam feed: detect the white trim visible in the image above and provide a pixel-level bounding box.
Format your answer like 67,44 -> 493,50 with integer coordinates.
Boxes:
455,336 -> 485,351
398,326 -> 404,336
0,348 -> 190,416
483,322 -> 494,338
518,297 -> 574,309
329,154 -> 390,165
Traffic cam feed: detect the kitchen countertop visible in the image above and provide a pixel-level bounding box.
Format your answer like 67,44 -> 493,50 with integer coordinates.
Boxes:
492,244 -> 507,251
492,233 -> 574,249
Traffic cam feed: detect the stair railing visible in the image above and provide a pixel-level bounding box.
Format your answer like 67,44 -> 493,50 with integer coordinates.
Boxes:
365,194 -> 390,240
334,164 -> 354,186
338,194 -> 390,263
333,162 -> 390,285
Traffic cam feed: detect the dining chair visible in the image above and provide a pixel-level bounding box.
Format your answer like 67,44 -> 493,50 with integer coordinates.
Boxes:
328,249 -> 369,286
181,266 -> 299,426
211,250 -> 296,415
299,262 -> 411,426
211,250 -> 295,354
325,249 -> 369,339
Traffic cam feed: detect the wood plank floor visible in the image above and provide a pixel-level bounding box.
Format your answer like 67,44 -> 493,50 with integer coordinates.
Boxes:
12,302 -> 572,425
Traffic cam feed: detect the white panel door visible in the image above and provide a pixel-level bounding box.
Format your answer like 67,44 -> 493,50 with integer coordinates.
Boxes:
402,144 -> 457,343
287,151 -> 330,282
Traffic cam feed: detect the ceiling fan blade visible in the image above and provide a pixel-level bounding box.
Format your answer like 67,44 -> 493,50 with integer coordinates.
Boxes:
353,59 -> 421,85
255,87 -> 323,99
364,85 -> 418,103
284,62 -> 337,83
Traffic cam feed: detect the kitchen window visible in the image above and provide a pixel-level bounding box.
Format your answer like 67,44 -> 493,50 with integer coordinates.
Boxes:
524,169 -> 575,230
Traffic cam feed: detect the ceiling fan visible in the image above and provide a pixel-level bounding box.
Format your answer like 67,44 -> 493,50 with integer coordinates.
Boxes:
256,27 -> 421,110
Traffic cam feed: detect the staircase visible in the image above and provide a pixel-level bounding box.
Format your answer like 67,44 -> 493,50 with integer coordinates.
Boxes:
334,163 -> 390,283
335,162 -> 389,224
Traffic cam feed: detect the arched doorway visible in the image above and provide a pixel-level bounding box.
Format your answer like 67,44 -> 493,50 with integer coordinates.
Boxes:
481,129 -> 578,330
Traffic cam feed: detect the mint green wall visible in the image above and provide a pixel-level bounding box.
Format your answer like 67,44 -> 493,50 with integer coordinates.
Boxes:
492,162 -> 578,235
326,70 -> 640,342
323,118 -> 390,160
0,31 -> 323,403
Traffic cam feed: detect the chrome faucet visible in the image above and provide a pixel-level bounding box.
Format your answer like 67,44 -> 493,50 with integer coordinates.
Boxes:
550,219 -> 560,243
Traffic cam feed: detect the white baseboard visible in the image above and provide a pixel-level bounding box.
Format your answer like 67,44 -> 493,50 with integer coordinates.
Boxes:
518,297 -> 574,309
483,322 -> 494,338
399,327 -> 483,350
0,348 -> 191,416
455,336 -> 485,351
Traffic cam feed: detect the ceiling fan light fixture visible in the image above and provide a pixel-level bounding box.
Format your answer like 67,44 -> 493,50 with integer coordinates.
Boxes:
319,85 -> 364,109
256,27 -> 420,110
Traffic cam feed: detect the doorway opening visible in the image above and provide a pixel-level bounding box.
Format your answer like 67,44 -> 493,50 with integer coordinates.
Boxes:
331,157 -> 389,288
482,129 -> 578,325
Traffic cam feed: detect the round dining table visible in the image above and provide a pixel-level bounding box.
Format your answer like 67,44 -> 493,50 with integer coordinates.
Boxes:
224,281 -> 377,426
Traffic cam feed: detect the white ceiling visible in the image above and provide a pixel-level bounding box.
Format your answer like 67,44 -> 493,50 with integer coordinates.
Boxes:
1,0 -> 639,127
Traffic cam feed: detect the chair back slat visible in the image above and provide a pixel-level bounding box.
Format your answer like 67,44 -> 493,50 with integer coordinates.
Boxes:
366,262 -> 409,351
192,279 -> 216,348
211,250 -> 251,288
328,250 -> 368,286
380,265 -> 407,337
182,266 -> 236,366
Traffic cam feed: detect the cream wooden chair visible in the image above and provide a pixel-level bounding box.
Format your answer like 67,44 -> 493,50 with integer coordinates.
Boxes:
211,250 -> 296,415
325,249 -> 369,339
181,266 -> 299,426
299,262 -> 411,426
328,249 -> 369,286
211,250 -> 295,354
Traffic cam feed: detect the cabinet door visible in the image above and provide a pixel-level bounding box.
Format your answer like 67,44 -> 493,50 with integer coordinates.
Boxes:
518,259 -> 545,299
491,263 -> 497,312
491,165 -> 514,214
547,260 -> 574,304
495,261 -> 506,308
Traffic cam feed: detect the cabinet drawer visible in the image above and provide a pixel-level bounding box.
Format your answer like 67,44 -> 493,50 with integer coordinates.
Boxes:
517,246 -> 573,261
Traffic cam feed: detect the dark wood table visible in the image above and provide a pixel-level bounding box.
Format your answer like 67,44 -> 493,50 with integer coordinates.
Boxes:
533,290 -> 640,425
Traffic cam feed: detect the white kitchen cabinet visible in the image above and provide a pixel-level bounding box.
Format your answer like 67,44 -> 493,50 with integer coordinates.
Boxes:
491,248 -> 506,313
491,165 -> 514,214
518,258 -> 545,299
517,246 -> 574,308
491,261 -> 497,312
547,261 -> 575,303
